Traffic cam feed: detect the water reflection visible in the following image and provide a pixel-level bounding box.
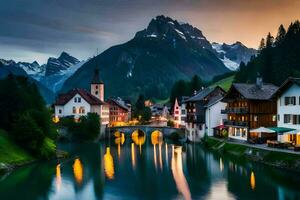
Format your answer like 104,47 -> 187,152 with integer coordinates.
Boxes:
250,171 -> 256,190
171,145 -> 191,200
2,141 -> 300,200
56,163 -> 62,191
73,158 -> 83,185
104,147 -> 114,180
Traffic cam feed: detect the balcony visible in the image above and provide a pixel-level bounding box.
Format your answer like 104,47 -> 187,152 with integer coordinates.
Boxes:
224,120 -> 248,127
221,107 -> 249,114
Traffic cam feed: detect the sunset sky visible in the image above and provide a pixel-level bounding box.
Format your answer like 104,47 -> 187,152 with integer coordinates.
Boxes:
1,0 -> 300,63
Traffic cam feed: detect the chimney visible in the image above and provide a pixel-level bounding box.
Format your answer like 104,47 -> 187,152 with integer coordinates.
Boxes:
256,73 -> 263,88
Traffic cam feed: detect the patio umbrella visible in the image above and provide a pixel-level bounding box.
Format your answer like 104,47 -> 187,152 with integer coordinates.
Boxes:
250,127 -> 275,133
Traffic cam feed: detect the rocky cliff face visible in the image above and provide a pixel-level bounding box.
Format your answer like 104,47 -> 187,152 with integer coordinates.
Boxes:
61,15 -> 230,100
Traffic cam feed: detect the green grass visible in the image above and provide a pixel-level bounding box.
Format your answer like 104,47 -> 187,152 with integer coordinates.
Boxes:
210,75 -> 235,91
152,97 -> 170,104
0,129 -> 34,165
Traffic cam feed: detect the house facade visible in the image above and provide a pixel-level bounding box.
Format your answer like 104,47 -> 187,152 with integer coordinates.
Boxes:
107,97 -> 131,127
274,78 -> 300,145
54,69 -> 109,126
173,96 -> 189,128
222,77 -> 278,142
205,96 -> 227,137
185,86 -> 226,142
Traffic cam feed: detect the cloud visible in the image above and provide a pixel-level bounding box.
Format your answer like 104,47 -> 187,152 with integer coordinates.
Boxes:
0,0 -> 299,62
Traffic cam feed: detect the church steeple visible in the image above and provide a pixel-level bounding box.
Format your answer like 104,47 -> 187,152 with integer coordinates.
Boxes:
91,69 -> 104,101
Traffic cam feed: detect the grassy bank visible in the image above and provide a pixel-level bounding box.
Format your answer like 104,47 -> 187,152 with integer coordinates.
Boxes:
204,137 -> 300,172
0,130 -> 35,171
209,75 -> 234,91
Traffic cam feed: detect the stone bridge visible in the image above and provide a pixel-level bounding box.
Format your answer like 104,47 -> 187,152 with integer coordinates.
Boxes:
106,125 -> 181,138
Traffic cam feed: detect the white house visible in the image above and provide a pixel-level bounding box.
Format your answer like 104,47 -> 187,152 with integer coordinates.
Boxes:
54,69 -> 109,126
275,78 -> 300,145
185,86 -> 226,142
205,95 -> 227,136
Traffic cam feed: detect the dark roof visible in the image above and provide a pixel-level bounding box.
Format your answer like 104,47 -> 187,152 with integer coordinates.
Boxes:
107,98 -> 130,111
91,69 -> 103,84
185,87 -> 214,102
230,83 -> 278,100
205,94 -> 224,107
54,88 -> 106,105
272,77 -> 300,97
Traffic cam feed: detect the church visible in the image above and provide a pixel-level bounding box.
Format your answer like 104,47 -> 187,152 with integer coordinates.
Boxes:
53,69 -> 110,126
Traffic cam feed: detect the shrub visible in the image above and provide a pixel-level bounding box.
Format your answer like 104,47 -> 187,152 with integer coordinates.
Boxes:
12,112 -> 45,155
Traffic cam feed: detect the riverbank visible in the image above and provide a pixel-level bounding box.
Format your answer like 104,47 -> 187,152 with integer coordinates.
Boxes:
204,137 -> 300,172
0,130 -> 35,173
0,130 -> 67,174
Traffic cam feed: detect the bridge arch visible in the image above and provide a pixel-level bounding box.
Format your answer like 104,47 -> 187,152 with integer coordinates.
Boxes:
131,129 -> 146,146
151,130 -> 163,145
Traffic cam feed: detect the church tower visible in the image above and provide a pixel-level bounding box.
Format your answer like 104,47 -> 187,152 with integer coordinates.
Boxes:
91,69 -> 104,101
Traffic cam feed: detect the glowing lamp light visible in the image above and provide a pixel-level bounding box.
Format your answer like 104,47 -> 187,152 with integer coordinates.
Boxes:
250,171 -> 256,190
73,158 -> 84,185
104,147 -> 115,180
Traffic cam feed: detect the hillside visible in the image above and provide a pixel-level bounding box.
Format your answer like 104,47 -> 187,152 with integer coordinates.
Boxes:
209,75 -> 235,91
235,21 -> 300,85
61,15 -> 230,100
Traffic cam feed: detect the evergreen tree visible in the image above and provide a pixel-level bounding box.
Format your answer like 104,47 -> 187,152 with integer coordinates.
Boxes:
275,24 -> 286,45
258,38 -> 266,51
266,32 -> 274,48
189,75 -> 203,95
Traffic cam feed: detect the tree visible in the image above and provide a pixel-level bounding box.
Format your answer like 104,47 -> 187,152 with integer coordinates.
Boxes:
189,75 -> 203,95
258,38 -> 265,51
266,32 -> 274,48
275,24 -> 286,45
12,112 -> 45,155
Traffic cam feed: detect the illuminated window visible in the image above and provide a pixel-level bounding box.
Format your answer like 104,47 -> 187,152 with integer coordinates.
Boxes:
272,115 -> 276,122
254,115 -> 258,121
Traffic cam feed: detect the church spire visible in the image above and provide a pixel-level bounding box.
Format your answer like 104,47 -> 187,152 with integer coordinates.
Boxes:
91,69 -> 103,84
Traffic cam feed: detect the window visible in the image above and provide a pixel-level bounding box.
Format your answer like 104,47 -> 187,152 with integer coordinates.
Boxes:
284,114 -> 291,123
272,115 -> 276,122
181,110 -> 186,115
79,107 -> 85,114
254,115 -> 258,122
74,97 -> 81,103
95,91 -> 98,95
73,106 -> 76,114
284,96 -> 296,105
277,114 -> 280,121
59,109 -> 62,114
96,85 -> 98,89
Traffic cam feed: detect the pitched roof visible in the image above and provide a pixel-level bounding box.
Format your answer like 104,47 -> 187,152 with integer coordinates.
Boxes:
107,98 -> 130,111
185,87 -> 214,102
54,88 -> 106,105
91,69 -> 103,84
272,77 -> 300,97
205,94 -> 224,107
230,83 -> 278,100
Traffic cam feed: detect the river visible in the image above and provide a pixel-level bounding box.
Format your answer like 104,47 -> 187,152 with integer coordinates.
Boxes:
1,134 -> 300,200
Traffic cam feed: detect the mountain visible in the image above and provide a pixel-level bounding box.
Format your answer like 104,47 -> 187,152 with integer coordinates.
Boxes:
0,61 -> 54,104
0,52 -> 83,103
212,42 -> 257,70
45,52 -> 80,76
61,15 -> 230,100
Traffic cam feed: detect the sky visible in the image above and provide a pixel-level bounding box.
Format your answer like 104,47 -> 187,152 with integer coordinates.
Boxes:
1,0 -> 300,63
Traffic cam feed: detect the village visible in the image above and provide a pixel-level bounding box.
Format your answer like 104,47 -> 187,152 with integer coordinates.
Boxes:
53,69 -> 300,153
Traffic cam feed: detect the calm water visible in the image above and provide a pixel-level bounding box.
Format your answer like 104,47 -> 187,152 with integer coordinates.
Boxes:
1,135 -> 300,200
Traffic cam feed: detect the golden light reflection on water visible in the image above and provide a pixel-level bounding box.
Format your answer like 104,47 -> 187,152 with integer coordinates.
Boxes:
171,145 -> 191,200
73,158 -> 83,185
159,144 -> 163,170
165,143 -> 169,168
250,171 -> 256,190
104,147 -> 115,180
132,130 -> 146,154
56,163 -> 62,191
131,143 -> 136,168
115,133 -> 125,158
